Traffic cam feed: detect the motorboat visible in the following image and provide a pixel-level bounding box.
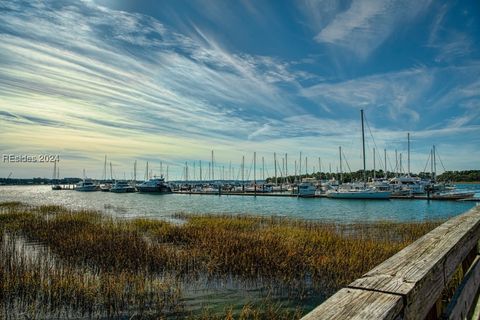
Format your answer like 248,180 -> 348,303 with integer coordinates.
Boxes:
389,176 -> 425,195
100,183 -> 111,192
75,178 -> 98,192
110,180 -> 136,193
327,185 -> 391,199
136,176 -> 172,193
298,178 -> 317,198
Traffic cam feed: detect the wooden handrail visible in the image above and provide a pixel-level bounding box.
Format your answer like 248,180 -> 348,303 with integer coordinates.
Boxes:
302,205 -> 480,320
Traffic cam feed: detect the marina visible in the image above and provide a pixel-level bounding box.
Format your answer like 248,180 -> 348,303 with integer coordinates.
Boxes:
1,185 -> 478,222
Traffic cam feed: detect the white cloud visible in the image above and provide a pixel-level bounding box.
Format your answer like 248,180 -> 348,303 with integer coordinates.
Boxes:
301,0 -> 432,58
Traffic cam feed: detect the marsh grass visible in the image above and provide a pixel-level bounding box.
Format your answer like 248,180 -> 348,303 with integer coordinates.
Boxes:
0,202 -> 442,319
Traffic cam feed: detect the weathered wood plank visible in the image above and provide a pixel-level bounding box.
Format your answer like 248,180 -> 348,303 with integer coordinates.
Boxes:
348,206 -> 480,320
301,288 -> 403,320
443,255 -> 480,320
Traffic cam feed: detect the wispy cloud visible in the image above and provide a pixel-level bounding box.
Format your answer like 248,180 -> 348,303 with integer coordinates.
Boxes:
300,0 -> 432,59
0,0 -> 478,177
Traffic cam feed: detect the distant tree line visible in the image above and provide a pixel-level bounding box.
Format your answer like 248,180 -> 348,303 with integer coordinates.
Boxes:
266,170 -> 396,184
265,169 -> 480,183
436,170 -> 480,182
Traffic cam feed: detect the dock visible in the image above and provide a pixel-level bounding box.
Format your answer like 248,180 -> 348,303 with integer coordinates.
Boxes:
172,191 -> 478,201
301,205 -> 480,319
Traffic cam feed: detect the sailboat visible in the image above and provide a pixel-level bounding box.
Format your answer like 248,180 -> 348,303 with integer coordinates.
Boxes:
51,160 -> 62,190
327,110 -> 391,200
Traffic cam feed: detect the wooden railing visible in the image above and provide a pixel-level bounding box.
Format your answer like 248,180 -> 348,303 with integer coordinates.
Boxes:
302,205 -> 480,320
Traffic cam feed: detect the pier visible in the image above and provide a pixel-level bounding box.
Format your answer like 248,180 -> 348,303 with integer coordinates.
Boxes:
301,205 -> 480,319
172,190 -> 479,201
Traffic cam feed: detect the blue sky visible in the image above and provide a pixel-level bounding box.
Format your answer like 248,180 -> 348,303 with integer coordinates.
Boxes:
0,0 -> 479,179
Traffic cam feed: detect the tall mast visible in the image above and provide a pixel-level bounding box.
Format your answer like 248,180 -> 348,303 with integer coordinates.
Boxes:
384,149 -> 387,178
407,133 -> 411,176
373,148 -> 376,180
166,165 -> 169,181
395,149 -> 398,177
254,152 -> 256,187
399,154 -> 402,174
200,160 -> 202,181
103,155 -> 107,181
361,109 -> 366,183
299,152 -> 302,180
110,162 -> 113,180
242,155 -> 245,190
52,160 -> 57,182
262,157 -> 265,180
134,160 -> 137,182
339,146 -> 343,183
305,156 -> 307,175
294,160 -> 297,181
285,153 -> 288,181
274,152 -> 277,186
433,145 -> 436,180
211,150 -> 214,181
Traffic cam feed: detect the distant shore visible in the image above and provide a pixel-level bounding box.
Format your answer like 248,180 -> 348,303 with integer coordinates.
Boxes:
452,181 -> 480,184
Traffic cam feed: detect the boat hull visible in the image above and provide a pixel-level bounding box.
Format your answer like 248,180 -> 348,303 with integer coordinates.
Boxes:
110,187 -> 136,193
327,191 -> 391,199
75,186 -> 98,192
136,186 -> 172,193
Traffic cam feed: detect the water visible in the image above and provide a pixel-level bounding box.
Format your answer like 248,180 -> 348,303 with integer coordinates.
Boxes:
1,185 -> 478,222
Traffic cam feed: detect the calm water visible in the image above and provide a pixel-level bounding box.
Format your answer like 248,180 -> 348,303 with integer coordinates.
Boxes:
1,185 -> 478,222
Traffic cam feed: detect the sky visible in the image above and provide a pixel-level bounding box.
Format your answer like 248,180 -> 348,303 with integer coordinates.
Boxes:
0,0 -> 479,180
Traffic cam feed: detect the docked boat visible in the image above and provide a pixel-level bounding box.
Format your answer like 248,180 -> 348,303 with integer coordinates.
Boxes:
327,187 -> 391,199
136,176 -> 172,193
75,178 -> 98,192
110,180 -> 136,193
389,176 -> 425,195
298,178 -> 317,198
430,191 -> 475,200
327,110 -> 391,200
100,183 -> 111,192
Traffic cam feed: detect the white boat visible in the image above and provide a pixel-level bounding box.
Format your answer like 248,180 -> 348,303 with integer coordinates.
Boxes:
327,187 -> 390,199
110,180 -> 136,193
298,178 -> 317,198
75,178 -> 98,192
136,176 -> 172,193
327,110 -> 390,200
100,183 -> 111,192
389,176 -> 425,195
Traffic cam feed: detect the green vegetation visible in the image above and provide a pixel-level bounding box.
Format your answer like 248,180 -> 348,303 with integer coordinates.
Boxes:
436,170 -> 480,182
266,169 -> 480,183
0,202 -> 442,319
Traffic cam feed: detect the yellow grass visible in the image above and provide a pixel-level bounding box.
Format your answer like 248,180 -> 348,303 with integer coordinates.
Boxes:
0,202 -> 442,319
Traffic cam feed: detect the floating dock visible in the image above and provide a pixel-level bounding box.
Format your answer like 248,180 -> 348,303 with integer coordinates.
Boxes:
172,191 -> 479,201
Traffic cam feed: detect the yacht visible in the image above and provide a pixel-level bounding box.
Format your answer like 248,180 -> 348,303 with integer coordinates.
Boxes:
110,180 -> 136,193
327,185 -> 390,199
75,178 -> 98,192
100,183 -> 111,192
298,178 -> 317,198
136,176 -> 172,193
389,176 -> 425,195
